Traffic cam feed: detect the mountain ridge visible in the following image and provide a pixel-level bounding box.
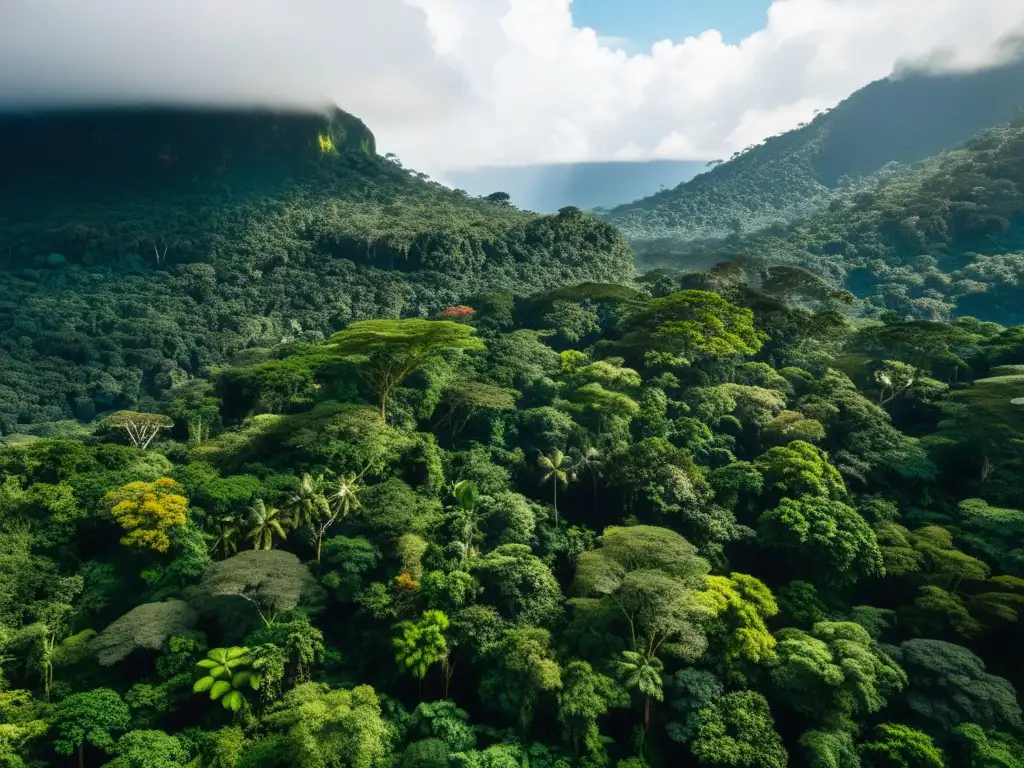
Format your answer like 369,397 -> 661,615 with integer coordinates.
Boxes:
602,57 -> 1024,244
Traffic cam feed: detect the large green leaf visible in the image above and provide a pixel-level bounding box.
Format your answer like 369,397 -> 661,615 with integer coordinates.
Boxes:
192,676 -> 215,693
222,690 -> 244,712
209,665 -> 230,679
249,672 -> 262,690
195,659 -> 219,669
209,680 -> 232,700
232,670 -> 252,688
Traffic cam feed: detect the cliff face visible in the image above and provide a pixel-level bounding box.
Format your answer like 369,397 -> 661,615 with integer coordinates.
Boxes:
0,105 -> 376,186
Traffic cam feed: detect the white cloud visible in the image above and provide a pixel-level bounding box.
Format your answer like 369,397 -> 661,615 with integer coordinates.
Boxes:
0,0 -> 1022,176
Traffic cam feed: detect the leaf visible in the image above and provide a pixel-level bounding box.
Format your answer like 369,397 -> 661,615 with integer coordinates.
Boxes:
232,670 -> 252,688
222,690 -> 244,711
249,672 -> 262,690
210,680 -> 232,700
195,658 -> 219,669
192,676 -> 215,693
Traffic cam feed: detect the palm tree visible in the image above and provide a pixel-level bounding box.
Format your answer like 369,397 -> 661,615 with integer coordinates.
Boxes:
538,449 -> 575,527
326,474 -> 362,518
615,649 -> 664,735
246,499 -> 290,550
285,473 -> 329,530
304,473 -> 363,563
576,446 -> 603,507
207,516 -> 241,560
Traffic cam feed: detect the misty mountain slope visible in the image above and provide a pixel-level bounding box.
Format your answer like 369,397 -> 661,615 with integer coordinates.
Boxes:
666,117 -> 1024,325
603,58 -> 1024,245
0,107 -> 634,430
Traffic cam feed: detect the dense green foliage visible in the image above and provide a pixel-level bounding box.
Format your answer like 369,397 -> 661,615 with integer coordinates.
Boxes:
2,255 -> 1023,767
3,101 -> 1024,768
0,109 -> 633,433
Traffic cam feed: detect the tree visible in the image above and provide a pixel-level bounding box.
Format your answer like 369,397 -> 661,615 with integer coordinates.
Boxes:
199,549 -> 315,628
614,648 -> 664,734
0,688 -> 50,767
102,411 -> 174,449
538,449 -> 575,527
292,472 -> 364,564
887,639 -> 1022,732
206,516 -> 242,560
754,441 -> 847,502
770,621 -> 907,730
246,499 -> 290,551
689,690 -> 788,768
950,723 -> 1024,768
261,683 -> 391,768
285,473 -> 329,531
394,610 -> 450,695
619,290 -> 766,368
193,647 -> 260,712
168,381 -> 220,445
859,723 -> 944,768
329,319 -> 485,420
480,627 -> 562,732
92,600 -> 198,666
471,544 -> 564,628
53,688 -> 131,768
701,573 -> 779,681
572,525 -> 713,661
105,729 -> 190,768
558,660 -> 626,768
102,478 -> 189,552
757,496 -> 884,586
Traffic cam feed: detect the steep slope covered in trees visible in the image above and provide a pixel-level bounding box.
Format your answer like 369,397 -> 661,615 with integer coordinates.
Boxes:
665,117 -> 1024,325
0,107 -> 634,432
602,58 -> 1024,244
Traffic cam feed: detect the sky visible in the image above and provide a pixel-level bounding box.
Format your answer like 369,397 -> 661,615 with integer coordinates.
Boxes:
572,0 -> 773,50
1,1 -> 1023,178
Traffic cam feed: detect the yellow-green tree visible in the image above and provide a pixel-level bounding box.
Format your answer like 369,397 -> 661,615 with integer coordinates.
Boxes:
103,478 -> 189,552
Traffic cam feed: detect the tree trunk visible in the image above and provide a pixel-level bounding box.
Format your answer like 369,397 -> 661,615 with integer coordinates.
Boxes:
643,695 -> 651,734
379,389 -> 388,421
553,481 -> 558,528
79,742 -> 85,768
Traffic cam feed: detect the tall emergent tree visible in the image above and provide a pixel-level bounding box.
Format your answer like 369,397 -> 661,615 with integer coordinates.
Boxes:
328,319 -> 485,420
102,411 -> 174,449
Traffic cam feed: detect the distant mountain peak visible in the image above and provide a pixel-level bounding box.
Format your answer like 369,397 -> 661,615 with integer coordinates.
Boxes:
603,56 -> 1024,245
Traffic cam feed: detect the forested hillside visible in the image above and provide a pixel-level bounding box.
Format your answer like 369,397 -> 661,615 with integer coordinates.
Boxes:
662,117 -> 1024,325
0,108 -> 633,433
602,58 -> 1024,244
